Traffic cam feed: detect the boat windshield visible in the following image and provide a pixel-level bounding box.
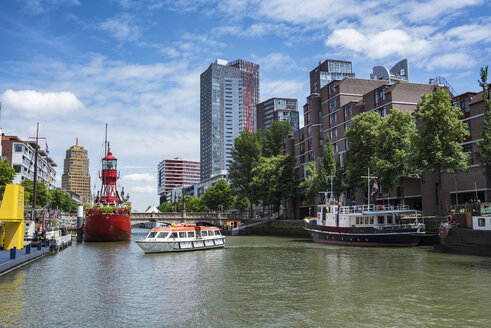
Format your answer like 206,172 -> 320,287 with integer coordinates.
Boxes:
157,232 -> 169,239
147,231 -> 158,239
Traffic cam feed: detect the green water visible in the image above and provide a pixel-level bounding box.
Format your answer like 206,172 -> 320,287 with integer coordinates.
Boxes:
1,232 -> 490,327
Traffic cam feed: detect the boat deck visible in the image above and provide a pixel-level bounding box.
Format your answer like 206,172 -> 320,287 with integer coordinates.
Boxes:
0,245 -> 50,276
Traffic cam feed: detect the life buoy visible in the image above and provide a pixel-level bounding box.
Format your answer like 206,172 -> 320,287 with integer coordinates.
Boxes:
376,205 -> 385,211
447,215 -> 454,224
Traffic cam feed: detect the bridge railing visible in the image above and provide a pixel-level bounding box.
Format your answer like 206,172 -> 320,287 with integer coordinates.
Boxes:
130,212 -> 229,220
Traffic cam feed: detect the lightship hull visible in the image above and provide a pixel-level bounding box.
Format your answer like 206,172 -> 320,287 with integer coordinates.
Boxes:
84,213 -> 131,242
304,221 -> 422,247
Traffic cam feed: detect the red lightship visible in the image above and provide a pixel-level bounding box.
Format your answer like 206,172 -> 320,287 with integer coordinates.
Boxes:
84,144 -> 131,242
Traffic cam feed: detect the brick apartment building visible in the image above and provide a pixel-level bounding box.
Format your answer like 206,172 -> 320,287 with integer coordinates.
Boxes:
283,75 -> 490,218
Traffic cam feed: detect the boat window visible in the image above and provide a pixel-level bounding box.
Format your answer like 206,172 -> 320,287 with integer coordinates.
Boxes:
179,232 -> 186,238
356,217 -> 360,224
170,232 -> 178,239
370,217 -> 374,224
201,231 -> 208,237
187,231 -> 195,238
478,218 -> 485,227
378,216 -> 384,224
157,232 -> 169,239
147,231 -> 158,238
215,230 -> 221,236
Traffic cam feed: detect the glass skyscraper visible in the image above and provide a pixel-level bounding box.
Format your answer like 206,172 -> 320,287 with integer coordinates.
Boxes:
200,59 -> 259,181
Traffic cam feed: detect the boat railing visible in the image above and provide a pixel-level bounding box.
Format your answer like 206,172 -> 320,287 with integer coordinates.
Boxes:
375,223 -> 424,231
339,204 -> 410,214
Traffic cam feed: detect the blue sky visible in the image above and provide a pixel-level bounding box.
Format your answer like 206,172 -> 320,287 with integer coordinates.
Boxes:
0,0 -> 490,211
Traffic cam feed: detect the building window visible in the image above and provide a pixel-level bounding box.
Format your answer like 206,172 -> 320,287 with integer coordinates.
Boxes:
14,144 -> 24,152
329,98 -> 336,112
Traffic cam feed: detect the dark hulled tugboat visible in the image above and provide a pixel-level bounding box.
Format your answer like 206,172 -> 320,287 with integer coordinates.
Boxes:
84,143 -> 131,242
437,202 -> 491,257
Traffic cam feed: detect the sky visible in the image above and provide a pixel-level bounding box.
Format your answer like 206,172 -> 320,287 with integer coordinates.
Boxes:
0,0 -> 490,211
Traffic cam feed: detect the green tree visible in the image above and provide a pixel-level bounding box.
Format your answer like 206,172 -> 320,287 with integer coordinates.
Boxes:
299,161 -> 319,204
374,109 -> 418,203
477,66 -> 491,178
49,189 -> 69,210
179,195 -> 204,212
21,179 -> 48,208
299,134 -> 337,204
345,112 -> 381,188
0,159 -> 16,196
158,202 -> 174,212
317,134 -> 337,194
232,195 -> 250,212
228,131 -> 262,208
262,121 -> 292,157
412,88 -> 469,214
201,179 -> 234,211
250,155 -> 295,214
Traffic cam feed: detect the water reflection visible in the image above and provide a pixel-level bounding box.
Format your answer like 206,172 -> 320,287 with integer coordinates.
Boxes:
0,236 -> 491,327
0,272 -> 26,327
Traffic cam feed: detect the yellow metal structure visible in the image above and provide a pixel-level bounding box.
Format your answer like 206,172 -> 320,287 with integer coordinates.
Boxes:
0,185 -> 25,250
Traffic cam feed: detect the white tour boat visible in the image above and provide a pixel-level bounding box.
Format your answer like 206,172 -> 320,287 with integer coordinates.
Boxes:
136,224 -> 225,253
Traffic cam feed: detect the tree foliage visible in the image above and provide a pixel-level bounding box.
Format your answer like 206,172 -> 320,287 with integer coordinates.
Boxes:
374,109 -> 418,201
412,88 -> 469,213
158,201 -> 175,213
0,159 -> 15,196
477,66 -> 491,178
262,121 -> 292,157
201,179 -> 234,211
228,130 -> 262,207
250,155 -> 295,212
299,134 -> 337,204
48,189 -> 78,213
345,112 -> 381,187
21,179 -> 49,208
232,195 -> 250,212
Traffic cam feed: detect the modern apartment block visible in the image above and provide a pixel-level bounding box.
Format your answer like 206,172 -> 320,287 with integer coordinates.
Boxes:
158,158 -> 200,203
256,98 -> 299,133
1,135 -> 57,189
310,59 -> 355,94
200,59 -> 259,180
61,138 -> 91,202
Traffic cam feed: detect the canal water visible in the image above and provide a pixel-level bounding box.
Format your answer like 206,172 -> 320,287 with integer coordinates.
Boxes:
1,230 -> 491,327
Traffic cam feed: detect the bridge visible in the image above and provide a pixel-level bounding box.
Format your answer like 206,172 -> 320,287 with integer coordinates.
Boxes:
129,212 -> 236,228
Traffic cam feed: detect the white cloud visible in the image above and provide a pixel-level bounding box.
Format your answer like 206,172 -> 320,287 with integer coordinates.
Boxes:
260,79 -> 307,103
122,173 -> 155,183
131,186 -> 156,193
325,28 -> 432,59
99,15 -> 140,41
426,53 -> 477,70
0,89 -> 84,118
405,0 -> 484,23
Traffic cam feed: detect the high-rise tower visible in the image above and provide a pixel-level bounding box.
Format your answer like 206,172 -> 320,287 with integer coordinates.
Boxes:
61,138 -> 90,202
228,59 -> 260,133
200,59 -> 259,181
